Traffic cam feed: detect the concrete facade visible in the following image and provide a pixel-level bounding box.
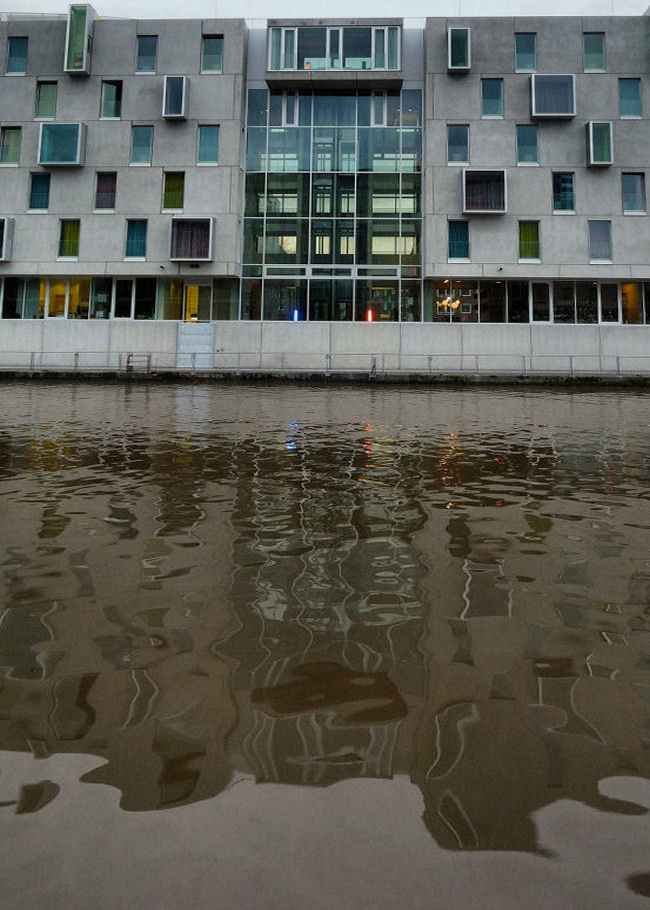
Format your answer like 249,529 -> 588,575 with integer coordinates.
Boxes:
0,8 -> 649,376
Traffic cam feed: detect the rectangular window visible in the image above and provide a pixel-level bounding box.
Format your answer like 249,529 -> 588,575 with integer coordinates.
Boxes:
65,5 -> 92,73
201,35 -> 223,72
519,221 -> 540,260
552,172 -> 574,212
136,35 -> 157,72
163,76 -> 187,118
588,220 -> 612,260
481,79 -> 503,117
100,81 -> 122,118
587,121 -> 613,166
447,124 -> 469,163
170,218 -> 212,260
39,123 -> 85,166
7,37 -> 27,74
463,170 -> 506,213
130,125 -> 153,164
29,172 -> 50,209
619,78 -> 641,117
622,173 -> 645,213
35,81 -> 57,118
58,219 -> 80,257
448,221 -> 469,259
0,127 -> 21,164
163,172 -> 184,209
515,33 -> 535,71
584,32 -> 605,71
125,219 -> 147,258
531,75 -> 575,117
448,28 -> 470,70
197,125 -> 219,163
516,125 -> 537,163
95,172 -> 116,209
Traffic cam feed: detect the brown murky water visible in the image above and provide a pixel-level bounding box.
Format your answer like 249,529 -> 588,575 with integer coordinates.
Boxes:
1,381 -> 650,909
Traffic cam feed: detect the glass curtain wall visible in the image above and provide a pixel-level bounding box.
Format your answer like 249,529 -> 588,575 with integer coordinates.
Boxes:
243,88 -> 422,321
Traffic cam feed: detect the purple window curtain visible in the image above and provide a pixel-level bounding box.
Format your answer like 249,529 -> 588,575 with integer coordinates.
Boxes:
95,173 -> 116,209
172,220 -> 210,258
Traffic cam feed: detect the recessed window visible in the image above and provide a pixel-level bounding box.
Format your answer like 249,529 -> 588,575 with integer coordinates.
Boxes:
0,127 -> 21,164
588,220 -> 612,260
7,37 -> 27,74
268,25 -> 399,71
519,221 -> 540,260
583,32 -> 605,71
463,170 -> 506,213
587,121 -> 613,166
552,172 -> 574,212
516,125 -> 538,164
95,172 -> 116,210
170,218 -> 213,261
531,75 -> 575,118
136,35 -> 157,72
197,125 -> 219,163
447,124 -> 469,164
622,173 -> 645,213
202,35 -> 223,72
448,28 -> 470,71
35,81 -> 57,118
514,33 -> 535,71
100,81 -> 122,118
619,78 -> 641,117
481,79 -> 503,117
163,172 -> 184,210
38,123 -> 85,166
163,76 -> 188,119
29,173 -> 50,209
125,219 -> 147,258
448,221 -> 469,260
130,125 -> 153,164
0,219 -> 14,261
58,219 -> 80,258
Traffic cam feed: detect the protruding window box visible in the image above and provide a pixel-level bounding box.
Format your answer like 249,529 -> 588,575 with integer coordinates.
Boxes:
463,169 -> 506,213
0,218 -> 15,262
38,123 -> 86,166
530,74 -> 575,118
448,28 -> 470,72
64,4 -> 96,74
169,217 -> 213,261
586,121 -> 613,166
163,76 -> 188,119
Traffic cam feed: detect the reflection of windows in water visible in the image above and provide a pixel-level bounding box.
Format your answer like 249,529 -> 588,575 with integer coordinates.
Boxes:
461,560 -> 511,618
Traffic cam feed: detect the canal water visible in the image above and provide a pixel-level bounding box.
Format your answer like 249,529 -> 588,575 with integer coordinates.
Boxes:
1,381 -> 649,909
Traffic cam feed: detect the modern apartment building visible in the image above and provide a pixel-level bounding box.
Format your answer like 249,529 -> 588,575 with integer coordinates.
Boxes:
0,7 -> 649,373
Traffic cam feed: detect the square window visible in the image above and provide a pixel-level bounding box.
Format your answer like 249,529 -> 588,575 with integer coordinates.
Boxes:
58,219 -> 80,257
463,170 -> 506,213
622,173 -> 645,213
447,124 -> 469,163
519,221 -> 539,260
197,125 -> 219,163
100,81 -> 122,118
7,37 -> 27,74
588,221 -> 611,260
38,123 -> 85,166
136,35 -> 157,72
531,75 -> 575,118
515,33 -> 535,71
202,35 -> 223,72
125,220 -> 147,258
619,78 -> 641,117
130,125 -> 153,164
481,79 -> 503,117
35,81 -> 57,118
448,221 -> 469,259
584,32 -> 605,71
29,173 -> 50,209
95,172 -> 116,209
170,218 -> 212,260
516,125 -> 538,164
552,172 -> 574,211
0,127 -> 21,164
163,172 -> 184,209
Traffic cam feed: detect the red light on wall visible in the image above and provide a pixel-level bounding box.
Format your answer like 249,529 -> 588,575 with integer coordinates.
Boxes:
366,308 -> 374,322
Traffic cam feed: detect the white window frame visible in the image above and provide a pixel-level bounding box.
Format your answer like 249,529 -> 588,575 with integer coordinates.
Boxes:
38,122 -> 86,167
530,75 -> 576,118
169,216 -> 214,262
162,75 -> 188,120
64,4 -> 95,75
267,25 -> 401,72
586,121 -> 613,166
447,28 -> 471,72
0,218 -> 15,261
462,169 -> 507,214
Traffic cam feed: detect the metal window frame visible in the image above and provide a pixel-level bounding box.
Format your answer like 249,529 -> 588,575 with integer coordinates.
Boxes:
162,75 -> 188,120
530,74 -> 576,118
447,28 -> 471,72
38,122 -> 86,166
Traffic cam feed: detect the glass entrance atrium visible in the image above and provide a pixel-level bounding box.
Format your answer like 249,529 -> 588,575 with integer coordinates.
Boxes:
242,89 -> 422,321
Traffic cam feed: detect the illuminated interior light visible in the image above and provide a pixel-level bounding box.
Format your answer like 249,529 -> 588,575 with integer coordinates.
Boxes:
292,308 -> 299,321
366,308 -> 374,322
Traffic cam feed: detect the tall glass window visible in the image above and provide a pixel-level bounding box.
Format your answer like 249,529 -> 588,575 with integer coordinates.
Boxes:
622,173 -> 645,213
125,220 -> 147,258
583,32 -> 605,71
447,125 -> 469,163
198,125 -> 219,163
130,126 -> 153,164
516,125 -> 537,164
7,37 -> 28,74
0,127 -> 21,164
35,82 -> 57,118
619,78 -> 641,117
448,221 -> 469,259
201,35 -> 223,72
268,26 -> 400,71
519,221 -> 540,260
29,173 -> 50,209
136,35 -> 157,72
58,219 -> 80,257
481,79 -> 503,117
514,33 -> 535,71
588,220 -> 612,260
552,172 -> 574,211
